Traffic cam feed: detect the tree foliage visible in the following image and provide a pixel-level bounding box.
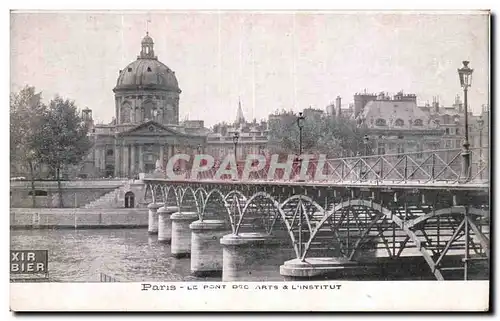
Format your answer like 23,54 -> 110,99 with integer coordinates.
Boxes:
34,96 -> 92,207
35,96 -> 92,172
268,113 -> 369,157
10,86 -> 46,206
10,86 -> 46,173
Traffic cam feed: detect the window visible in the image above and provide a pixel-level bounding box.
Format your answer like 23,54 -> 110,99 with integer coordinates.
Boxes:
106,149 -> 114,156
416,144 -> 423,159
28,190 -> 48,196
395,119 -> 404,127
127,67 -> 132,72
413,119 -> 423,126
445,128 -> 449,134
445,140 -> 451,148
375,118 -> 387,126
397,145 -> 405,158
456,128 -> 460,135
443,115 -> 451,124
456,140 -> 462,148
377,143 -> 386,155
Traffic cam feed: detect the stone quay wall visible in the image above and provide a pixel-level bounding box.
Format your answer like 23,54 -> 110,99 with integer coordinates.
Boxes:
10,208 -> 148,229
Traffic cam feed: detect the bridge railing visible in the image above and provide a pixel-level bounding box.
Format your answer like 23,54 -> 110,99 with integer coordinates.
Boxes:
147,147 -> 488,184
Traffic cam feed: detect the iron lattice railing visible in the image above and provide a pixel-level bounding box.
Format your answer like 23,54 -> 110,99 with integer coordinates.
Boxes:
150,148 -> 489,184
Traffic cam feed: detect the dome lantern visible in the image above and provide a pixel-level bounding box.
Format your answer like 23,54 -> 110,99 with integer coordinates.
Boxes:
139,32 -> 156,59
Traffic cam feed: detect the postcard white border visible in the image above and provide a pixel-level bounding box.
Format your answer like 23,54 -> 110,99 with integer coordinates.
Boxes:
4,0 -> 497,316
10,281 -> 489,311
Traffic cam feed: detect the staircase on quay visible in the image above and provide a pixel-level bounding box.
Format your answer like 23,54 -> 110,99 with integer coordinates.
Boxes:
83,181 -> 132,209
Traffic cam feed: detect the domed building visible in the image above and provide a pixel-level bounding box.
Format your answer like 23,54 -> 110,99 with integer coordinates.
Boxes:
83,33 -> 207,178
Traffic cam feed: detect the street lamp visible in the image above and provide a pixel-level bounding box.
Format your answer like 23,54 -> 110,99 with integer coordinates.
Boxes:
477,116 -> 484,180
362,135 -> 369,181
232,132 -> 240,180
297,112 -> 305,181
458,60 -> 474,181
232,132 -> 240,162
363,135 -> 369,156
297,112 -> 305,155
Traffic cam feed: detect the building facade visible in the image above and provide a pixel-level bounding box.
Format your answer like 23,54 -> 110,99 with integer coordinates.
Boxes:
84,33 -> 206,178
354,91 -> 444,156
206,101 -> 268,161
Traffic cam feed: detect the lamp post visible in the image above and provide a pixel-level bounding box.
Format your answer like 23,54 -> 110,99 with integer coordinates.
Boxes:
363,135 -> 369,181
458,61 -> 474,181
232,131 -> 239,162
297,112 -> 305,181
296,111 -> 305,259
478,116 -> 484,180
232,132 -> 240,180
363,135 -> 369,156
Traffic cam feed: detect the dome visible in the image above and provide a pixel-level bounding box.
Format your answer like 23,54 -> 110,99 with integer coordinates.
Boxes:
113,33 -> 181,93
114,59 -> 180,92
141,32 -> 154,44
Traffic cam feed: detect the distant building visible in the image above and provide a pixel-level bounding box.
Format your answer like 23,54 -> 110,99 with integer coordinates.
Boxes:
82,33 -> 207,178
354,91 -> 444,157
206,100 -> 268,161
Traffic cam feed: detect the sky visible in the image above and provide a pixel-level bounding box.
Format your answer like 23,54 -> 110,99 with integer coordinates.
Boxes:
10,11 -> 489,127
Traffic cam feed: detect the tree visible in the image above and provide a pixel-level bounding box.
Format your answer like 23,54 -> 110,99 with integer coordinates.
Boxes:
10,86 -> 46,207
35,96 -> 92,207
268,113 -> 368,158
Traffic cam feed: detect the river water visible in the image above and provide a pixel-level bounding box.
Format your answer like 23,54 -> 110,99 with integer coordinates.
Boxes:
10,228 -> 488,282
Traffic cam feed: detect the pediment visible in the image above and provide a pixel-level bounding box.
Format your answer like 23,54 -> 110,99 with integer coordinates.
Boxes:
120,121 -> 184,137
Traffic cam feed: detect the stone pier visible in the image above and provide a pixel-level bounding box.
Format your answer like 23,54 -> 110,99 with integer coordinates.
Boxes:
189,219 -> 230,276
220,232 -> 294,282
147,203 -> 162,235
280,257 -> 361,280
157,206 -> 179,243
170,211 -> 199,258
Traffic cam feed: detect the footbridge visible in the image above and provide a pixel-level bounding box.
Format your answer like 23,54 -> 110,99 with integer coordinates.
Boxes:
142,148 -> 489,281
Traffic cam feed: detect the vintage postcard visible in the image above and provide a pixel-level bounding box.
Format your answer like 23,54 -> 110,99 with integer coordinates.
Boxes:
9,10 -> 490,311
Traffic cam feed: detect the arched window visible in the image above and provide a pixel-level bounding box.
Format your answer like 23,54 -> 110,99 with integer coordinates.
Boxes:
375,118 -> 387,126
413,119 -> 423,126
395,118 -> 405,127
124,191 -> 135,208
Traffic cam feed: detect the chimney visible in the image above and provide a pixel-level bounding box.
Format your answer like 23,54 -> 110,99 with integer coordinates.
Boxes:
336,96 -> 342,117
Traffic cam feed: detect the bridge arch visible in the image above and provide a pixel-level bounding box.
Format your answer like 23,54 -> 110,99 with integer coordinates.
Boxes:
236,192 -> 298,256
306,199 -> 489,280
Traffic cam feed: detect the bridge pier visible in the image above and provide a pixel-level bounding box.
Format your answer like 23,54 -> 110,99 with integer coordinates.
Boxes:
147,203 -> 162,235
279,257 -> 370,280
157,206 -> 179,243
220,232 -> 292,282
170,211 -> 199,258
189,219 -> 230,276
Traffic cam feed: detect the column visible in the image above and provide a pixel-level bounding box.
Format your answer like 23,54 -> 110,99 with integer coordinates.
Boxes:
147,202 -> 162,234
157,205 -> 180,243
170,211 -> 199,258
130,144 -> 136,176
190,219 -> 230,276
100,148 -> 106,171
159,145 -> 165,168
114,143 -> 121,177
138,145 -> 144,173
94,147 -> 100,173
122,144 -> 129,177
220,233 -> 295,282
